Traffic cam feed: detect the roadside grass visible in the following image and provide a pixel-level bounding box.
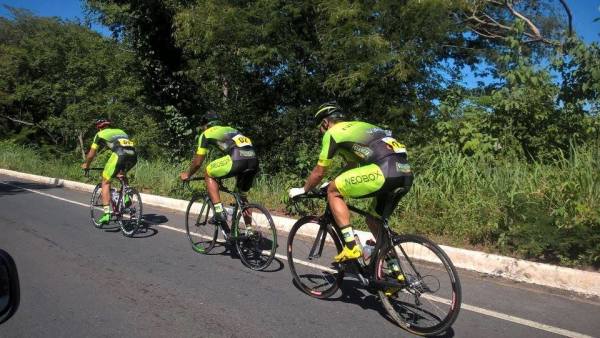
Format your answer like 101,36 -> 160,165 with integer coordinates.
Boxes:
1,141 -> 598,269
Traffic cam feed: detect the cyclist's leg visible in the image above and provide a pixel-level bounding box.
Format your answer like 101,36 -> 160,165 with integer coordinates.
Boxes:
235,157 -> 258,224
205,155 -> 233,223
361,156 -> 413,294
331,164 -> 385,261
366,155 -> 414,239
118,152 -> 137,205
99,153 -> 119,223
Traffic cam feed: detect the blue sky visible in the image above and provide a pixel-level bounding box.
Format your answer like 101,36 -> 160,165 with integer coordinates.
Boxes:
1,0 -> 598,42
0,0 -> 111,35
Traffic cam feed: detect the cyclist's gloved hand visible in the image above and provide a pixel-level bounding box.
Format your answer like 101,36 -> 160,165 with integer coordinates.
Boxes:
179,172 -> 190,181
288,187 -> 305,199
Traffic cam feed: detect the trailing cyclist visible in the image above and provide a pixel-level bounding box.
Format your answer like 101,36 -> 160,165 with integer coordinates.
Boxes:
288,102 -> 413,263
82,118 -> 138,225
179,111 -> 259,233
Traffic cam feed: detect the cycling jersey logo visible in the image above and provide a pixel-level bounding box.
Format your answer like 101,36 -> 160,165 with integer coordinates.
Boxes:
341,122 -> 355,131
352,144 -> 372,159
365,127 -> 382,134
217,141 -> 228,151
344,171 -> 382,185
239,150 -> 255,157
118,139 -> 134,147
212,157 -> 229,168
395,162 -> 411,173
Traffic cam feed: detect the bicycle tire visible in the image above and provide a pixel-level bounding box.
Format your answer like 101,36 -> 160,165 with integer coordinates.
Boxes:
234,203 -> 277,271
185,194 -> 218,254
119,188 -> 143,237
90,184 -> 106,229
286,216 -> 344,299
376,234 -> 461,336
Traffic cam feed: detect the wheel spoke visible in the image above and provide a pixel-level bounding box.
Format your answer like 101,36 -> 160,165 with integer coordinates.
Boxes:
236,204 -> 276,270
287,219 -> 342,298
377,235 -> 461,335
185,195 -> 217,253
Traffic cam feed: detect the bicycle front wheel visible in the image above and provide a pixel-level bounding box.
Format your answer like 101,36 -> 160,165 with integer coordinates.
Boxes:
90,184 -> 106,229
119,188 -> 143,237
376,234 -> 461,336
234,204 -> 277,271
185,194 -> 218,254
286,216 -> 343,299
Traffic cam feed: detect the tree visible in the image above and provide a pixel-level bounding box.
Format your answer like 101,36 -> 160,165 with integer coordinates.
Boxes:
0,6 -> 154,158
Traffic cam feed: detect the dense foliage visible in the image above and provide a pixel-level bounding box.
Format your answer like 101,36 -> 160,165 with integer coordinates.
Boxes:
1,1 -> 599,267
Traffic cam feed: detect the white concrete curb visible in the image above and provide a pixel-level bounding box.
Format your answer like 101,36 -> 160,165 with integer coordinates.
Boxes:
1,168 -> 599,297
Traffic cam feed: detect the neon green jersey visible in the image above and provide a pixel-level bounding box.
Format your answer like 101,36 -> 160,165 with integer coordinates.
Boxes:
196,125 -> 253,155
91,128 -> 134,153
318,121 -> 406,167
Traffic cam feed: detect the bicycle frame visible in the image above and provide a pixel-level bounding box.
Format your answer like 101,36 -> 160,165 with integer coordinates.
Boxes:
111,176 -> 129,216
297,190 -> 410,292
85,168 -> 129,216
186,177 -> 247,234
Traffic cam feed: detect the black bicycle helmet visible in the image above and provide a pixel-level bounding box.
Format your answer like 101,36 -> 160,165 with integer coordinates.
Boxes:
314,102 -> 344,126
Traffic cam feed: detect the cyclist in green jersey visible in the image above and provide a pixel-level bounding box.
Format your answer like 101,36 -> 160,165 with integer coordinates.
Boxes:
289,103 -> 413,262
81,119 -> 138,224
179,112 -> 259,229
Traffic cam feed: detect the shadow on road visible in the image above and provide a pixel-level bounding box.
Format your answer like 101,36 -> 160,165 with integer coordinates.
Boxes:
130,213 -> 169,238
290,278 -> 456,337
142,214 -> 168,226
0,180 -> 57,196
259,257 -> 284,273
192,240 -> 284,272
89,214 -> 166,238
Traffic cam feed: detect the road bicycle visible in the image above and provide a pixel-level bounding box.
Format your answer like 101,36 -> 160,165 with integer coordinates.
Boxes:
184,176 -> 277,271
288,186 -> 461,336
85,168 -> 143,237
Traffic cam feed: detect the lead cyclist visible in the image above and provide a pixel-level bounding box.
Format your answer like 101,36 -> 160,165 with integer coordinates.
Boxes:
288,102 -> 414,262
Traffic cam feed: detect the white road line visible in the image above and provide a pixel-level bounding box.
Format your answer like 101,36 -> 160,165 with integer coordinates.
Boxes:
1,181 -> 90,207
460,303 -> 593,338
3,180 -> 595,338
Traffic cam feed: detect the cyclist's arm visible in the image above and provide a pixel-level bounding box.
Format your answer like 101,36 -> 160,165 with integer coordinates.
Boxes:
82,134 -> 101,168
186,154 -> 206,177
81,148 -> 97,169
303,131 -> 335,191
186,131 -> 208,176
303,164 -> 327,192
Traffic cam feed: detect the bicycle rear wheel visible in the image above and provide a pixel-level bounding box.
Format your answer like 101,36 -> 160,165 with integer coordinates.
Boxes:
185,194 -> 218,254
376,234 -> 461,336
234,204 -> 277,271
286,217 -> 343,299
119,188 -> 143,237
90,184 -> 107,229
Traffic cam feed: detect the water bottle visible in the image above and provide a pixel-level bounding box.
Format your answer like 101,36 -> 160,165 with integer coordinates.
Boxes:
363,239 -> 376,262
110,188 -> 119,204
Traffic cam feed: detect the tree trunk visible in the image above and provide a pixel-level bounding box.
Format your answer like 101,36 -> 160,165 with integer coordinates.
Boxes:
78,132 -> 86,161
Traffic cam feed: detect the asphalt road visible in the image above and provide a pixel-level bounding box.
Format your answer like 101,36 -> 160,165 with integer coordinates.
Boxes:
0,174 -> 599,338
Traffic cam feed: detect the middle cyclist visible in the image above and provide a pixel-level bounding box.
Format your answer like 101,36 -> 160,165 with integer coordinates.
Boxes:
180,111 -> 259,232
289,102 -> 413,263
